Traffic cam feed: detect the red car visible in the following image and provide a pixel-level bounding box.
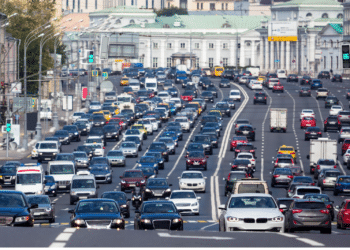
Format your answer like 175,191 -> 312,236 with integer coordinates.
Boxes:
180,94 -> 194,102
342,139 -> 350,155
300,116 -> 316,129
119,170 -> 146,192
230,136 -> 248,151
185,151 -> 208,170
272,84 -> 284,93
337,199 -> 350,229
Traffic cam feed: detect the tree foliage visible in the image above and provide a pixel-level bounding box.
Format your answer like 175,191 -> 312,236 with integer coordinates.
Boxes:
0,0 -> 66,95
155,6 -> 188,17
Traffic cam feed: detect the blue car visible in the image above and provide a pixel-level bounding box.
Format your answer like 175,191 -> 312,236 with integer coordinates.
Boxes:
89,164 -> 113,184
176,71 -> 188,85
334,175 -> 350,196
137,156 -> 159,174
44,175 -> 57,197
145,152 -> 165,170
161,131 -> 178,146
311,79 -> 323,89
168,102 -> 177,116
136,166 -> 156,179
165,126 -> 183,141
0,165 -> 17,187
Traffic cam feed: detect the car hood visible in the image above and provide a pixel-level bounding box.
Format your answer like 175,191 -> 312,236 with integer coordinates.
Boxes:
140,163 -> 157,167
90,169 -> 110,175
188,157 -> 205,161
170,198 -> 197,204
140,213 -> 180,220
146,185 -> 169,190
122,177 -> 144,182
75,213 -> 121,220
0,207 -> 29,217
226,208 -> 282,218
107,156 -> 124,160
179,178 -> 204,183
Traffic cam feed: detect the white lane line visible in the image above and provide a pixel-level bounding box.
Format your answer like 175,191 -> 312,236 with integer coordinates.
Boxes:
158,232 -> 234,240
55,233 -> 73,241
261,158 -> 264,181
337,161 -> 347,175
210,176 -> 216,221
278,233 -> 298,238
215,176 -> 220,219
49,243 -> 66,248
296,238 -> 325,247
200,223 -> 218,230
49,228 -> 76,248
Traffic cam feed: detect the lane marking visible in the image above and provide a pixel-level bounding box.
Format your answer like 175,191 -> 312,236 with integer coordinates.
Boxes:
157,232 -> 234,240
49,228 -> 76,248
200,223 -> 218,230
296,238 -> 325,247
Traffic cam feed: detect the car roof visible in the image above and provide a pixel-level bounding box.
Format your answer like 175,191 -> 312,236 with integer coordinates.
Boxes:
229,193 -> 272,198
72,174 -> 95,180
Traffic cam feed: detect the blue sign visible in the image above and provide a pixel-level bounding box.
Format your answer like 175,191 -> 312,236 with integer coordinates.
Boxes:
275,60 -> 280,63
79,49 -> 81,53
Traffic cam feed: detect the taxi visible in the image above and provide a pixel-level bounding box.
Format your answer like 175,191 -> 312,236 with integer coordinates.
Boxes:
277,145 -> 297,162
93,110 -> 104,116
189,102 -> 202,114
102,110 -> 112,121
120,76 -> 129,86
257,76 -> 266,84
130,124 -> 148,139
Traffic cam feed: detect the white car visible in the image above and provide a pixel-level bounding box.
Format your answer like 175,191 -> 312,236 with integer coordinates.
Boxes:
168,190 -> 201,215
157,91 -> 171,102
236,152 -> 256,167
136,119 -> 153,135
72,112 -> 85,123
300,109 -> 315,121
89,101 -> 102,110
219,193 -> 285,233
178,171 -> 207,192
229,90 -> 241,101
155,107 -> 169,118
170,98 -> 182,109
249,80 -> 263,90
343,149 -> 350,164
123,129 -> 143,142
174,117 -> 191,132
329,105 -> 343,116
84,142 -> 104,157
144,117 -> 159,131
239,76 -> 248,84
276,69 -> 287,79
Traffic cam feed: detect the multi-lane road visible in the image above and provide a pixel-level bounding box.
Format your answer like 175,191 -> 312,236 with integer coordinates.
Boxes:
1,74 -> 350,247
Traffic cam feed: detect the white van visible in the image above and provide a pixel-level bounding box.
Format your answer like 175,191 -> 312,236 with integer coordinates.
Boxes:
145,78 -> 158,94
47,161 -> 75,191
16,165 -> 45,195
128,79 -> 140,91
276,69 -> 287,79
229,90 -> 241,102
32,141 -> 60,162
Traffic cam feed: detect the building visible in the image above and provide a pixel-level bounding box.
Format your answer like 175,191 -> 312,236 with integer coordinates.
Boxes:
342,0 -> 350,74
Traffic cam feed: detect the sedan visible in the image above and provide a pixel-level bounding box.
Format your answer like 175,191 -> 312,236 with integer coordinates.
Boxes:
230,136 -> 248,151
304,127 -> 322,141
331,74 -> 342,82
106,150 -> 126,167
143,178 -> 172,200
299,87 -> 311,97
272,84 -> 284,93
300,116 -> 316,129
101,191 -> 130,218
27,195 -> 55,223
287,74 -> 298,82
185,151 -> 208,171
178,171 -> 206,192
336,199 -> 350,229
329,105 -> 343,116
73,151 -> 89,168
119,142 -> 138,158
137,156 -> 159,174
169,190 -> 201,215
236,152 -> 256,167
271,168 -> 294,187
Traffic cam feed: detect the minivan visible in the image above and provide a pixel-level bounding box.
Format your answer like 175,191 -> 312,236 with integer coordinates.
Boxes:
276,69 -> 287,79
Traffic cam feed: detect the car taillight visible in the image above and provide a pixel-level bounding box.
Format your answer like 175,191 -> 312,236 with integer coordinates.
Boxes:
324,120 -> 327,124
250,150 -> 254,152
326,204 -> 332,209
320,209 -> 329,214
317,165 -> 320,169
254,97 -> 256,99
317,132 -> 322,134
287,175 -> 294,179
305,132 -> 310,134
231,165 -> 237,169
279,209 -> 284,213
264,97 -> 267,99
338,120 -> 341,125
278,151 -> 282,154
334,165 -> 337,168
103,147 -> 105,149
273,175 -> 280,178
311,182 -> 315,186
292,209 -> 303,214
291,152 -> 295,154
235,150 -> 241,152
338,115 -> 342,118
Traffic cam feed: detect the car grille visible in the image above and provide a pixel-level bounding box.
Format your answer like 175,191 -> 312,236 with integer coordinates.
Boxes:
4,176 -> 12,180
58,181 -> 70,186
0,216 -> 13,225
243,218 -> 255,223
153,220 -> 171,229
177,203 -> 191,207
33,209 -> 46,213
256,218 -> 267,223
86,220 -> 111,226
302,222 -> 321,226
187,183 -> 198,187
153,190 -> 164,195
95,176 -> 106,181
25,192 -> 36,195
77,193 -> 90,196
41,152 -> 54,156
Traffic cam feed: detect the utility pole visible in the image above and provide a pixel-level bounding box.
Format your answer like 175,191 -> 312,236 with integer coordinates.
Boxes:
53,39 -> 59,130
76,36 -> 81,112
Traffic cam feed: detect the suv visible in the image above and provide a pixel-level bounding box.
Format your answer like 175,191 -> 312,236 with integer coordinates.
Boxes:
233,179 -> 270,194
325,96 -> 339,108
316,88 -> 329,100
324,115 -> 341,132
70,174 -> 98,205
253,92 -> 267,105
318,71 -> 331,79
192,135 -> 213,155
148,142 -> 169,162
34,141 -> 60,162
338,111 -> 350,125
236,125 -> 256,141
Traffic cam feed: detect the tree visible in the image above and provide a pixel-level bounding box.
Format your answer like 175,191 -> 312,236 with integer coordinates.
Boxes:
155,6 -> 188,17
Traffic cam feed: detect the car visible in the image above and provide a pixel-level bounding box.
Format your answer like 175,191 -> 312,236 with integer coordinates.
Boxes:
159,137 -> 176,154
124,136 -> 143,151
236,152 -> 256,168
285,199 -> 331,234
325,96 -> 339,108
288,165 -> 303,176
134,200 -> 183,230
329,105 -> 343,116
101,191 -> 130,218
137,156 -> 159,174
317,169 -> 341,190
148,142 -> 169,162
229,89 -> 241,102
214,102 -> 231,117
185,151 -> 208,171
334,175 -> 350,196
27,195 -> 55,223
310,79 -> 322,89
318,71 -> 330,79
276,198 -> 294,215
272,155 -> 295,168
119,142 -> 138,158
304,126 -> 322,141
303,193 -> 335,220
145,152 -> 165,170
143,178 -> 172,200
53,130 -> 70,145
230,159 -> 252,172
291,186 -> 322,199
177,171 -> 206,193
84,140 -> 104,157
223,171 -> 247,196
339,127 -> 350,144
119,170 -> 146,192
287,74 -> 298,82
272,83 -> 284,93
44,175 -> 57,197
218,194 -> 285,232
106,150 -> 125,167
342,139 -> 350,155
76,145 -> 94,159
290,176 -> 315,187
234,143 -> 256,158
236,125 -> 256,141
336,199 -> 350,229
300,109 -> 315,120
222,70 -> 235,80
192,135 -> 212,155
89,164 -> 113,184
300,75 -> 312,85
338,111 -> 350,125
230,136 -> 248,151
55,153 -> 75,164
89,101 -> 102,110
234,119 -> 250,132
168,190 -> 201,215
0,164 -> 16,187
299,87 -> 311,97
271,168 -> 294,187
253,92 -> 267,105
200,91 -> 214,103
68,199 -> 125,229
73,151 -> 89,168
331,74 -> 342,82
316,88 -> 329,100
324,115 -> 341,132
300,116 -> 316,129
277,145 -> 297,163
103,125 -> 120,141
219,78 -> 231,88
248,80 -> 263,90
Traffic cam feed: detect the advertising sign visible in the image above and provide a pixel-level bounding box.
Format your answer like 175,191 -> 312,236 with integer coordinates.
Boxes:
268,21 -> 298,42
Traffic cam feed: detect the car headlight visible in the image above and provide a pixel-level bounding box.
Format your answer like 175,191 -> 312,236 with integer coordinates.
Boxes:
15,216 -> 30,222
165,188 -> 171,192
39,153 -> 43,155
74,219 -> 86,225
120,205 -> 127,208
272,216 -> 284,222
141,219 -> 151,223
90,191 -> 96,195
64,137 -> 69,140
141,180 -> 145,184
74,132 -> 78,135
37,190 -> 43,194
226,217 -> 239,222
71,191 -> 76,195
199,182 -> 205,186
191,202 -> 198,206
172,218 -> 182,223
138,164 -> 142,167
51,184 -> 56,189
153,164 -> 158,168
33,150 -> 36,153
113,219 -> 124,224
45,207 -> 52,212
145,188 -> 151,192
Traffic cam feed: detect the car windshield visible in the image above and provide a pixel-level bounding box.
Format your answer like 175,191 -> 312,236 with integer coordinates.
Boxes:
294,202 -> 325,209
63,126 -> 77,131
303,117 -> 314,120
56,155 -> 74,161
159,138 -> 173,144
236,145 -> 253,150
188,152 -> 205,158
142,203 -> 176,213
147,179 -> 168,186
124,171 -> 143,178
121,143 -> 136,148
338,177 -> 350,183
17,173 -> 42,184
72,179 -> 95,188
278,159 -> 292,163
171,192 -> 196,199
145,152 -> 161,158
274,169 -> 293,175
229,173 -> 246,181
125,137 -> 140,143
104,126 -> 116,132
181,172 -> 203,179
0,166 -> 16,174
194,136 -> 210,143
50,164 -> 74,175
27,196 -> 50,205
228,197 -> 276,208
86,138 -> 102,144
73,153 -> 87,158
293,177 -> 312,183
216,104 -> 228,109
237,155 -> 252,159
77,201 -> 119,213
140,157 -> 156,163
55,131 -> 68,136
126,130 -> 139,135
107,151 -> 123,157
45,176 -> 55,182
319,160 -> 335,165
306,127 -> 320,131
149,144 -> 166,150
237,184 -> 265,193
297,188 -> 320,195
0,193 -> 26,207
91,158 -> 108,165
102,193 -> 125,201
233,159 -> 251,165
201,92 -> 212,97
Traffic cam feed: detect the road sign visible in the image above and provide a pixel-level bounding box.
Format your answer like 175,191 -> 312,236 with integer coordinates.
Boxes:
11,82 -> 22,93
79,49 -> 81,53
100,81 -> 114,92
92,70 -> 98,77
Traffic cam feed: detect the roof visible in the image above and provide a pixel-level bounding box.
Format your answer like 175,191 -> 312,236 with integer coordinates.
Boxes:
60,13 -> 90,32
90,6 -> 155,14
275,0 -> 342,6
329,23 -> 343,34
229,193 -> 271,197
314,18 -> 343,23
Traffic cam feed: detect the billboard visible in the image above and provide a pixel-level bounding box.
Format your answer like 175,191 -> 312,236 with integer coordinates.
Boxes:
268,21 -> 298,42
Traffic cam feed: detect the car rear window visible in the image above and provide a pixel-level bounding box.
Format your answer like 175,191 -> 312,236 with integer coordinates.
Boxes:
338,177 -> 350,183
274,169 -> 293,175
278,159 -> 292,163
294,202 -> 326,209
229,173 -> 246,181
236,145 -> 254,150
237,183 -> 266,194
325,171 -> 341,177
297,188 -> 321,195
339,111 -> 350,115
318,160 -> 335,165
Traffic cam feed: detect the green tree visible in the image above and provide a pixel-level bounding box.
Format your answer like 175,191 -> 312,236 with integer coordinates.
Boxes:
155,6 -> 188,17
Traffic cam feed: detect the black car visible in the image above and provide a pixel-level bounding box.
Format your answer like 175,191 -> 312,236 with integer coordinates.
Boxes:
0,190 -> 37,227
324,115 -> 341,132
134,200 -> 183,230
222,70 -> 234,80
148,142 -> 169,162
219,78 -> 231,88
89,127 -> 107,146
223,171 -> 247,196
200,115 -> 219,128
143,178 -> 172,200
192,135 -> 213,155
223,98 -> 236,109
202,132 -> 219,148
0,165 -> 17,186
299,87 -> 311,97
287,74 -> 298,82
253,92 -> 267,105
101,191 -> 130,218
235,143 -> 257,158
318,71 -> 330,79
63,125 -> 81,142
230,159 -> 252,172
185,143 -> 205,157
207,86 -> 218,98
331,74 -> 342,82
300,75 -> 312,85
305,126 -> 322,140
276,198 -> 294,215
325,96 -> 339,108
68,199 -> 125,229
201,91 -> 214,103
53,130 -> 70,145
236,125 -> 256,141
76,145 -> 94,159
214,102 -> 231,117
103,125 -> 119,141
74,121 -> 89,136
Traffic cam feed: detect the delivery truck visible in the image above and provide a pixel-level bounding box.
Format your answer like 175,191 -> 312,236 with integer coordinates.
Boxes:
270,108 -> 287,132
307,138 -> 337,174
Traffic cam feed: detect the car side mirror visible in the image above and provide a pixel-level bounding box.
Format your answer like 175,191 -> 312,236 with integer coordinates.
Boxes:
218,204 -> 226,210
30,203 -> 38,209
97,185 -> 100,189
120,176 -> 123,178
68,209 -> 74,213
307,155 -> 310,159
335,205 -> 340,209
279,204 -> 287,209
197,197 -> 201,200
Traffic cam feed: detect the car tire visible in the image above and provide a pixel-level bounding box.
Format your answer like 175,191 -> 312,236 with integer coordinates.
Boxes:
70,200 -> 75,205
219,221 -> 226,232
49,218 -> 55,223
186,166 -> 189,170
271,182 -> 275,187
139,146 -> 142,151
204,164 -> 207,171
320,227 -> 332,234
334,190 -> 338,196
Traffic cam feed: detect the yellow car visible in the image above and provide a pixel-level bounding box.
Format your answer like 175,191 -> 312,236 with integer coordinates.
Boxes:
213,66 -> 224,77
257,76 -> 266,84
102,110 -> 112,121
120,77 -> 129,86
277,145 -> 297,162
93,111 -> 104,116
208,110 -> 222,118
131,124 -> 148,139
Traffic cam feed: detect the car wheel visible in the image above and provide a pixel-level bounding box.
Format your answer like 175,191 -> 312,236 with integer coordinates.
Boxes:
204,164 -> 207,171
334,190 -> 338,196
70,200 -> 75,205
49,218 -> 55,223
320,227 -> 332,234
186,166 -> 189,170
139,146 -> 142,151
219,221 -> 226,232
337,221 -> 341,229
195,212 -> 200,216
271,182 -> 275,187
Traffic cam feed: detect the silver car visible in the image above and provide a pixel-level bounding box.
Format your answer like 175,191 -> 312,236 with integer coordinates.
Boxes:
317,169 -> 341,190
159,137 -> 176,155
27,195 -> 55,223
338,126 -> 350,143
124,136 -> 142,151
119,142 -> 138,157
73,151 -> 89,168
106,150 -> 126,167
314,159 -> 337,179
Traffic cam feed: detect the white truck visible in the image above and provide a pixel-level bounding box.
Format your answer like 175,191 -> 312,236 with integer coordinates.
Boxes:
176,64 -> 190,75
38,99 -> 52,120
246,67 -> 260,77
307,138 -> 337,174
15,165 -> 45,195
270,108 -> 287,133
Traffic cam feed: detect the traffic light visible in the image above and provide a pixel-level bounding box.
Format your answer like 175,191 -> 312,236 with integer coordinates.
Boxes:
6,119 -> 11,132
89,51 -> 94,63
342,45 -> 350,68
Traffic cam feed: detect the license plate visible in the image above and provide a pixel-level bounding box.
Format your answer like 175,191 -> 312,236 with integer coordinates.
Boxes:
34,212 -> 42,216
258,97 -> 262,99
106,136 -> 112,138
59,185 -> 66,189
129,184 -> 135,187
79,196 -> 88,199
154,194 -> 162,197
193,162 -> 200,165
306,124 -> 311,126
243,131 -> 249,135
45,158 -> 51,160
343,189 -> 350,192
330,122 -> 336,124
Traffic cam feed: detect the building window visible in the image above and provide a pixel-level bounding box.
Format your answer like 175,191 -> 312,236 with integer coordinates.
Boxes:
196,58 -> 199,68
324,56 -> 326,69
306,13 -> 312,18
337,13 -> 343,19
85,0 -> 88,9
322,13 -> 328,19
209,43 -> 214,49
78,0 -> 80,11
194,43 -> 199,49
201,3 -> 203,9
66,0 -> 68,8
167,43 -> 172,49
337,56 -> 339,69
209,58 -> 213,68
95,0 -> 97,9
167,58 -> 171,67
225,3 -> 228,10
221,3 -> 224,10
223,58 -> 228,67
153,42 -> 158,49
140,57 -> 144,64
197,3 -> 199,9
153,58 -> 158,68
73,0 -> 75,9
130,19 -> 135,24
223,43 -> 228,49
210,3 -> 215,10
180,43 -> 186,49
330,40 -> 333,48
330,56 -> 333,69
323,40 -> 327,48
